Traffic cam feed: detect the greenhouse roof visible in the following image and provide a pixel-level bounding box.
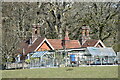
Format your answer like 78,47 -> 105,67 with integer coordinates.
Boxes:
86,47 -> 116,56
31,51 -> 48,58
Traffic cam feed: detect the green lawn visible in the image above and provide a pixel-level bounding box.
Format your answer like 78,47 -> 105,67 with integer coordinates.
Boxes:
2,66 -> 118,78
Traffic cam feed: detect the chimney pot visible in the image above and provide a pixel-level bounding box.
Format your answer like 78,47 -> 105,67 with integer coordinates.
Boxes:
32,24 -> 41,42
64,30 -> 69,40
81,25 -> 91,45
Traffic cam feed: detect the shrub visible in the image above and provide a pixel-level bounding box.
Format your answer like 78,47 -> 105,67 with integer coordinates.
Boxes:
25,59 -> 30,64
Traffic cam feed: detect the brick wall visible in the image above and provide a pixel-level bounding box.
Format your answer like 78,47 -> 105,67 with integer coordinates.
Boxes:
37,42 -> 51,51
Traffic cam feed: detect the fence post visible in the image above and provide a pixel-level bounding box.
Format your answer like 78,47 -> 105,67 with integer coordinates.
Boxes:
6,63 -> 8,69
22,60 -> 24,69
101,57 -> 102,65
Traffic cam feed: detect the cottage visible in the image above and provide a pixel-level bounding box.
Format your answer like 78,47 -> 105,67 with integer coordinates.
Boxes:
18,25 -> 105,55
16,24 -> 116,66
17,24 -> 81,56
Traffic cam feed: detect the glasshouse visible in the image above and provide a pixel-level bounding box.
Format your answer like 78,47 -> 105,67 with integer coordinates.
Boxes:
114,52 -> 120,64
28,50 -> 81,68
28,51 -> 56,68
26,47 -> 117,68
82,47 -> 117,65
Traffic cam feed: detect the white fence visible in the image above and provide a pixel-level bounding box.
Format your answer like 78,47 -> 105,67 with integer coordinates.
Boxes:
6,62 -> 29,69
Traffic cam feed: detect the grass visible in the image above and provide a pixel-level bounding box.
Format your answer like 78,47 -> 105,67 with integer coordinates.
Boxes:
2,66 -> 118,78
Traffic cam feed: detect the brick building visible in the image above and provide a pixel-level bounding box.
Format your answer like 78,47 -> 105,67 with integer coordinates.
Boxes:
17,25 -> 105,56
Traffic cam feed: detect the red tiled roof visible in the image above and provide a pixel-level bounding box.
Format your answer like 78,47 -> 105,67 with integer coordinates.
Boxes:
48,39 -> 63,49
18,38 -> 81,55
65,40 -> 81,49
17,40 -> 29,54
26,37 -> 45,53
48,39 -> 81,49
17,37 -> 45,55
81,39 -> 99,47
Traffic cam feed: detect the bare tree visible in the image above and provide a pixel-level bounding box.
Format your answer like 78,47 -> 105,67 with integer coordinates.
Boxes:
71,2 -> 119,42
1,2 -> 120,59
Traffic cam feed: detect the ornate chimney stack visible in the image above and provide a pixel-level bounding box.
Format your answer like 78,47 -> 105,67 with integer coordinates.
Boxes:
32,24 -> 41,43
81,26 -> 86,45
62,28 -> 70,49
81,25 -> 90,45
85,26 -> 90,39
64,29 -> 70,40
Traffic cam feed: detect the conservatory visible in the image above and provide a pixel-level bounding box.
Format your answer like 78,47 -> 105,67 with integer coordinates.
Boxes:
28,51 -> 56,68
83,47 -> 116,65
